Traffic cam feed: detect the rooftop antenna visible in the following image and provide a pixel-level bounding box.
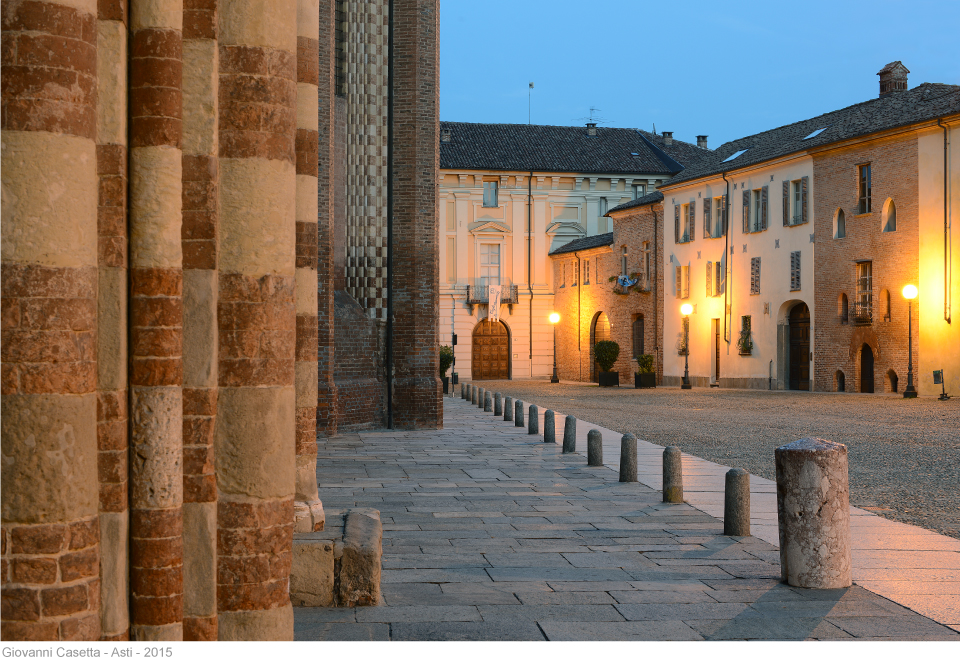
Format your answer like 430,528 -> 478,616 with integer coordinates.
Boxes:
528,82 -> 534,124
653,122 -> 656,135
576,106 -> 606,125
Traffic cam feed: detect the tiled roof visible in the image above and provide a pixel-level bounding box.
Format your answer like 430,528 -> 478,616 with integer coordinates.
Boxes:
548,232 -> 614,256
665,83 -> 960,187
606,190 -> 664,215
439,122 -> 708,175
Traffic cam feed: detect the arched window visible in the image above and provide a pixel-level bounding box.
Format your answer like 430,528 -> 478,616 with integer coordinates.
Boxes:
835,208 -> 846,239
881,289 -> 891,321
887,369 -> 899,393
632,315 -> 645,358
838,293 -> 849,323
882,198 -> 897,232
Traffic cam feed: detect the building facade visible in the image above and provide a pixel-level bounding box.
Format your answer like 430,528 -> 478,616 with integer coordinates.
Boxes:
438,122 -> 705,380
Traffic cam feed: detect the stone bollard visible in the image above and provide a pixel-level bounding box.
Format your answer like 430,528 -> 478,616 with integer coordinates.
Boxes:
663,446 -> 683,503
775,437 -> 851,589
528,405 -> 539,435
562,416 -> 577,453
484,391 -> 492,412
587,429 -> 603,466
494,393 -> 502,416
724,468 -> 751,536
619,433 -> 637,482
471,385 -> 477,404
478,387 -> 485,408
504,396 -> 513,421
514,400 -> 524,427
464,384 -> 469,400
543,410 -> 556,443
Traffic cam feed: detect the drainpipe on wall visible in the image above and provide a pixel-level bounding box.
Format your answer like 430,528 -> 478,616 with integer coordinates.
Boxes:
652,207 -> 660,384
939,118 -> 952,324
529,170 -> 534,376
721,171 -> 731,343
385,0 -> 394,427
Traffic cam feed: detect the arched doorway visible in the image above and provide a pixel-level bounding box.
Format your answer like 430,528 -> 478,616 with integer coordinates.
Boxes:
590,312 -> 611,382
860,344 -> 874,393
788,303 -> 810,390
472,320 -> 510,380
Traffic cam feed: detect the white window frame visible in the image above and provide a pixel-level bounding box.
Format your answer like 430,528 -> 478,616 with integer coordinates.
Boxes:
482,181 -> 498,208
478,242 -> 502,288
752,189 -> 763,233
632,184 -> 645,200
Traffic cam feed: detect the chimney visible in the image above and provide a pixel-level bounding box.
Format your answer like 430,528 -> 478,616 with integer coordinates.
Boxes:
441,128 -> 452,143
696,135 -> 708,149
877,61 -> 909,97
586,122 -> 597,136
662,131 -> 673,146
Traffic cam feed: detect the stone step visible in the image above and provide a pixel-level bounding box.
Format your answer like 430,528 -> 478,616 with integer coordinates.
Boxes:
290,508 -> 382,608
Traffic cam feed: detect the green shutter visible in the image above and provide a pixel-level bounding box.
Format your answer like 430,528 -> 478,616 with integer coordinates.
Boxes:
703,197 -> 712,238
674,205 -> 680,244
801,176 -> 809,224
782,180 -> 790,226
761,185 -> 768,231
742,190 -> 750,233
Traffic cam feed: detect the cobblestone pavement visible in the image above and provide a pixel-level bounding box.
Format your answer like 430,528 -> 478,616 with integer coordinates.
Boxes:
293,398 -> 959,641
465,381 -> 960,540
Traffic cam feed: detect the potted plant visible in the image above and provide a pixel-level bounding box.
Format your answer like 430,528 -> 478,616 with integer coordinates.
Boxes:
439,345 -> 454,393
594,340 -> 620,387
635,354 -> 656,389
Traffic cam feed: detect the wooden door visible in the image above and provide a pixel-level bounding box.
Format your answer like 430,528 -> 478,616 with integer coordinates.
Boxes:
860,344 -> 874,393
789,303 -> 810,390
472,320 -> 509,380
714,321 -> 721,384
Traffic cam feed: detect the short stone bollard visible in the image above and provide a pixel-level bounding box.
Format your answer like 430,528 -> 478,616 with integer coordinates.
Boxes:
514,400 -> 524,427
663,446 -> 683,503
471,385 -> 477,405
587,429 -> 603,466
494,393 -> 502,416
478,388 -> 485,408
724,468 -> 750,536
775,437 -> 851,589
461,384 -> 466,400
543,410 -> 556,443
504,396 -> 513,421
619,433 -> 637,482
562,416 -> 577,453
528,405 -> 539,435
484,391 -> 492,412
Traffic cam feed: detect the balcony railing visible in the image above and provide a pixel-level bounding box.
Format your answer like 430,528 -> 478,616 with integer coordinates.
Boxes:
851,301 -> 872,326
466,284 -> 519,305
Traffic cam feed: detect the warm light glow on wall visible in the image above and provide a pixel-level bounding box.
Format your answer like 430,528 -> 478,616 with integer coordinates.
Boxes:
902,284 -> 918,300
549,312 -> 560,324
680,304 -> 693,316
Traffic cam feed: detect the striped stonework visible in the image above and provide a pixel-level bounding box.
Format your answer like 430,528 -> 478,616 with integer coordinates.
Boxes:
1,0 -> 101,641
216,0 -> 297,640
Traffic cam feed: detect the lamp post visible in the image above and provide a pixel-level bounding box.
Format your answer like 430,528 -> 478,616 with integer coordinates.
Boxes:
549,312 -> 560,383
681,304 -> 693,390
903,285 -> 918,398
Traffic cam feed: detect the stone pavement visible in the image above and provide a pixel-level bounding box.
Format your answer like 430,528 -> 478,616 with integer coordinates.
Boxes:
293,394 -> 960,641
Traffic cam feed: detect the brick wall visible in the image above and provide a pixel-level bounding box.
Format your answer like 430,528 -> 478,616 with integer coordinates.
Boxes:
813,135 -> 919,393
333,292 -> 385,429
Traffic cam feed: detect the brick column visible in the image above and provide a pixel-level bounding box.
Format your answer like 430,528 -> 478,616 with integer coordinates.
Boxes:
391,0 -> 441,428
1,0 -> 101,641
316,0 -> 338,436
293,0 -> 323,532
216,0 -> 297,640
128,0 -> 185,641
96,0 -> 130,641
181,0 -> 219,641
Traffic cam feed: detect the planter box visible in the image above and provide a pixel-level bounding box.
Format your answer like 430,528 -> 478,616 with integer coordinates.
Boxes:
598,371 -> 619,387
634,373 -> 656,389
441,376 -> 449,394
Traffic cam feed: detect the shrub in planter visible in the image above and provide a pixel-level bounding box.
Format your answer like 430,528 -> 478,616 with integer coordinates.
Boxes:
635,354 -> 656,389
439,345 -> 453,393
595,340 -> 620,387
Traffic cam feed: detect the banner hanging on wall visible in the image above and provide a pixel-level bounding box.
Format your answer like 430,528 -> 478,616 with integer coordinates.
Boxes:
488,285 -> 502,323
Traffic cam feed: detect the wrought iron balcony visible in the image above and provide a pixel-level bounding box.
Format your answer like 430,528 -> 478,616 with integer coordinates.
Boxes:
466,284 -> 519,305
851,301 -> 873,326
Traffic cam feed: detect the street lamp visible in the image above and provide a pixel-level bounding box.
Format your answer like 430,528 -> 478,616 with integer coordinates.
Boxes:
549,312 -> 560,383
903,285 -> 918,398
680,304 -> 693,390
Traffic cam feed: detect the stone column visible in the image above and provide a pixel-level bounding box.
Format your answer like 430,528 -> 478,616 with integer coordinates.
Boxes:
128,0 -> 185,640
292,0 -> 323,533
97,0 -> 130,641
216,0 -> 298,640
1,0 -> 101,640
181,0 -> 219,641
391,0 -> 441,428
315,0 -> 337,436
775,438 -> 851,589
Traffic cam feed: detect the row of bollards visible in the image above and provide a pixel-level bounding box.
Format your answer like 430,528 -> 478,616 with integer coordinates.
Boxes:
456,383 -> 849,590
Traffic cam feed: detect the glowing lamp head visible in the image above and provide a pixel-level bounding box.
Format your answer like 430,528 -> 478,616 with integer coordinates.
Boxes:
680,304 -> 693,316
549,312 -> 560,324
902,284 -> 918,300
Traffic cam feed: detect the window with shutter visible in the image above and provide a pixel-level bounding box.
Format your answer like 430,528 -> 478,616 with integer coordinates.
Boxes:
716,260 -> 724,294
742,190 -> 750,233
689,201 -> 696,241
706,261 -> 713,297
703,197 -> 712,238
682,265 -> 690,299
761,186 -> 768,231
790,251 -> 801,291
801,176 -> 809,224
750,257 -> 761,294
675,265 -> 681,299
782,181 -> 790,226
721,194 -> 728,235
674,205 -> 680,244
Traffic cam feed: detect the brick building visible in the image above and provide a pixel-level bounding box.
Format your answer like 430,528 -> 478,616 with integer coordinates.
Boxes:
657,64 -> 960,395
1,0 -> 439,642
549,192 -> 665,383
438,122 -> 705,381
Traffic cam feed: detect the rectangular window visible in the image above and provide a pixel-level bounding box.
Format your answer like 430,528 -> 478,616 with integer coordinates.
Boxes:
446,237 -> 456,282
583,259 -> 590,285
483,181 -> 498,207
680,204 -> 690,242
572,257 -> 578,286
713,196 -> 724,237
716,260 -> 724,294
446,200 -> 456,231
792,181 -> 802,225
632,184 -> 645,200
479,243 -> 500,288
750,257 -> 761,294
752,189 -> 763,232
856,261 -> 873,321
682,265 -> 690,299
642,242 -> 651,286
858,164 -> 872,213
790,250 -> 801,291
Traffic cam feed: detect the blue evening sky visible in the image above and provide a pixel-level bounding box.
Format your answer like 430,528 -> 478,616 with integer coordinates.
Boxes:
439,0 -> 960,148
